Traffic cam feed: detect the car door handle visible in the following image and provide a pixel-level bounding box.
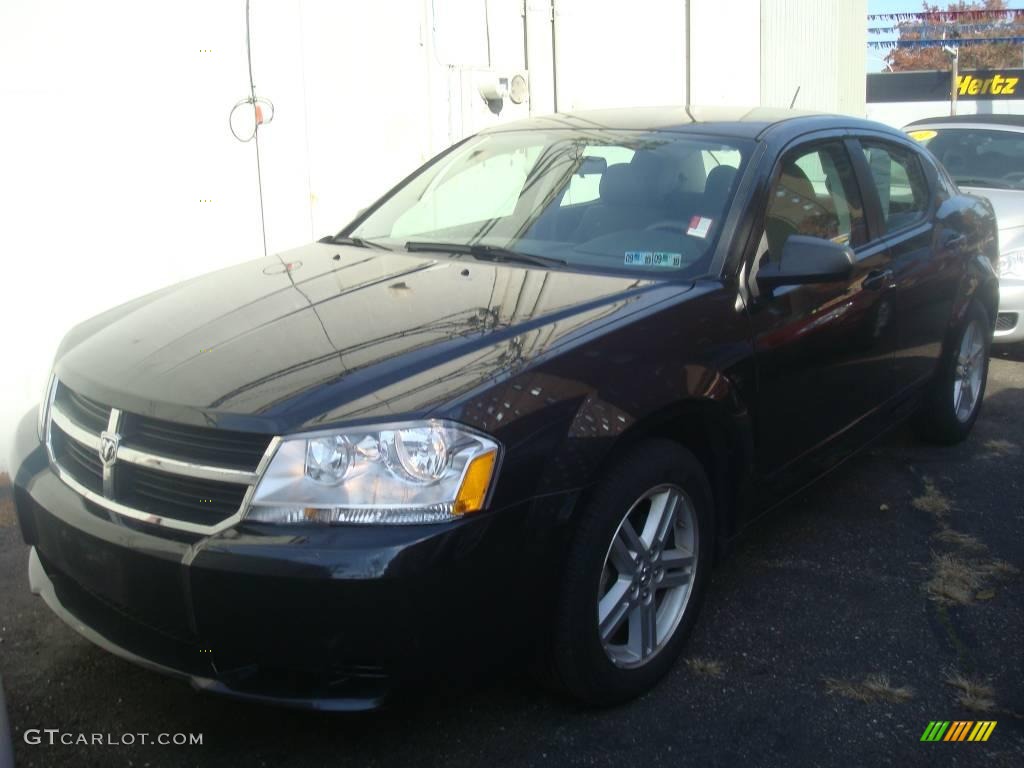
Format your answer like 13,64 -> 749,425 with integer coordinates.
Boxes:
863,269 -> 894,291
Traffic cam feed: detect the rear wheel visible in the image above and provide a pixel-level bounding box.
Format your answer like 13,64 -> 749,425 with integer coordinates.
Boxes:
550,440 -> 714,706
914,301 -> 991,444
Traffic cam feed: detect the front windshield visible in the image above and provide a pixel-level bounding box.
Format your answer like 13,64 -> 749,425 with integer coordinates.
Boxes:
347,129 -> 753,277
910,127 -> 1024,190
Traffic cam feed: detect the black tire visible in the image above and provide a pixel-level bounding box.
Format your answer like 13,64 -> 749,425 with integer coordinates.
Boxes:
550,440 -> 714,706
914,300 -> 992,444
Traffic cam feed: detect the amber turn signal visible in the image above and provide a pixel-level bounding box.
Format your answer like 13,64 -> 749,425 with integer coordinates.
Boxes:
453,450 -> 497,516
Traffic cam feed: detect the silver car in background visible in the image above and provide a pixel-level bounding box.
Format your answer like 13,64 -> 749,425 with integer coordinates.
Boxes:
905,114 -> 1024,344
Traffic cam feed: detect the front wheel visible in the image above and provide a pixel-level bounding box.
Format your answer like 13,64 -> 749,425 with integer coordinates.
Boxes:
550,440 -> 714,706
914,301 -> 991,444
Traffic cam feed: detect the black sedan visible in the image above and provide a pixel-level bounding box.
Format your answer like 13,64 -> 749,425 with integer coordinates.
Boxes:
10,107 -> 1000,709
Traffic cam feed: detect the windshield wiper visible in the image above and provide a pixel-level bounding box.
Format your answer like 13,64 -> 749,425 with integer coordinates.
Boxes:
319,234 -> 391,250
404,241 -> 567,268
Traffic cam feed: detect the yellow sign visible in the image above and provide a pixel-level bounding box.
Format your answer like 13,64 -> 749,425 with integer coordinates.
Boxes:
956,73 -> 1019,96
907,129 -> 937,142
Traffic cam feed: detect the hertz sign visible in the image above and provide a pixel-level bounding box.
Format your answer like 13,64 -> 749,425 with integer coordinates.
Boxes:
868,69 -> 1024,102
956,73 -> 1019,96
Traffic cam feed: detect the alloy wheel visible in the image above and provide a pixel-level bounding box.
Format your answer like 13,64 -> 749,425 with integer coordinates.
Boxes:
597,484 -> 698,668
953,319 -> 985,423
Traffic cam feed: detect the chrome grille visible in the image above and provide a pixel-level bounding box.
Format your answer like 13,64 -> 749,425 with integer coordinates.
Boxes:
51,426 -> 103,494
119,464 -> 249,527
45,380 -> 279,535
56,385 -> 111,433
126,413 -> 272,469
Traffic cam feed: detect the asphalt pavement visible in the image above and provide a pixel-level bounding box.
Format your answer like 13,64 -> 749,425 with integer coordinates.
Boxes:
1,346 -> 1022,768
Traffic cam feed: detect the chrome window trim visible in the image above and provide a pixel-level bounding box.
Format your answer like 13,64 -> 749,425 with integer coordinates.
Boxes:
45,379 -> 281,536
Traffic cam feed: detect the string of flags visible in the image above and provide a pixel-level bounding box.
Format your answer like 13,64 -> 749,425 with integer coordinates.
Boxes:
868,36 -> 1024,49
869,23 -> 1024,35
867,9 -> 1024,49
868,9 -> 1024,22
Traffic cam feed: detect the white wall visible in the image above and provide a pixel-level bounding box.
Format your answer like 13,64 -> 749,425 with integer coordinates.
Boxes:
0,0 -> 867,471
297,1 -> 438,239
552,0 -> 687,111
1,1 -> 263,469
867,99 -> 1024,129
0,1 -> 458,468
689,0 -> 760,107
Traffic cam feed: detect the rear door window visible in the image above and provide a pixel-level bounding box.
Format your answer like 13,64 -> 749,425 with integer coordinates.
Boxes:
860,141 -> 930,233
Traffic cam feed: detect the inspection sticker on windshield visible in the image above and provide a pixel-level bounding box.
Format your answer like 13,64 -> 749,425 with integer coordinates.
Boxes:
687,215 -> 713,239
624,251 -> 682,268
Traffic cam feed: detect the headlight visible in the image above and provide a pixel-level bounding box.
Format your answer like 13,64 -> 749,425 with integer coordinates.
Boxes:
247,420 -> 500,524
37,373 -> 55,442
999,249 -> 1024,279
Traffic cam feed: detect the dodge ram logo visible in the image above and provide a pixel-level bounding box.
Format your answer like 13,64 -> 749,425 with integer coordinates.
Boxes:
98,431 -> 120,468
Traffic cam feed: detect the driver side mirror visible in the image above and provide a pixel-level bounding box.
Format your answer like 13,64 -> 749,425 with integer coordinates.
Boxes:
756,235 -> 855,295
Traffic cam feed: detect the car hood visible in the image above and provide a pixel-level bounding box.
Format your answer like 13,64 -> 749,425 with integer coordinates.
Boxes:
960,186 -> 1024,249
55,243 -> 687,433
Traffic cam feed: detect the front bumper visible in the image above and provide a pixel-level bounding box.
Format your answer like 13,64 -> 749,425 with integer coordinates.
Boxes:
995,278 -> 1024,343
11,409 -> 573,709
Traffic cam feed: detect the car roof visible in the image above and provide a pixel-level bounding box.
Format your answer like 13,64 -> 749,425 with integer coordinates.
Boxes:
478,105 -> 904,142
905,113 -> 1024,129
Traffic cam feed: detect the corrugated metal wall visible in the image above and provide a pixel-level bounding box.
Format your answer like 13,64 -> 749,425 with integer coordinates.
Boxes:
759,0 -> 867,115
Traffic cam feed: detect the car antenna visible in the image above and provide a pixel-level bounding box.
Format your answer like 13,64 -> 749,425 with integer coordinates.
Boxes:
790,86 -> 801,109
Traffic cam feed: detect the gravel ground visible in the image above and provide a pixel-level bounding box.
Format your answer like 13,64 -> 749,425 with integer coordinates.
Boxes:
1,346 -> 1022,768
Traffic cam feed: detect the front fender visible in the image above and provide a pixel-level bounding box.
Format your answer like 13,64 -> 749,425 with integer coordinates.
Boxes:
440,284 -> 758,539
949,194 -> 1000,329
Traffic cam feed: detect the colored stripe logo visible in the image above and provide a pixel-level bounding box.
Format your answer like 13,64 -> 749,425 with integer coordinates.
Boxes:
920,721 -> 997,742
